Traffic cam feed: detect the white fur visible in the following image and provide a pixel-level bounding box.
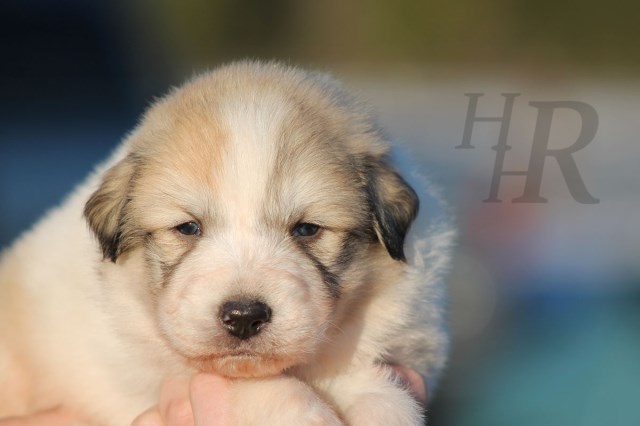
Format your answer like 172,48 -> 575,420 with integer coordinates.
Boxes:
0,62 -> 453,425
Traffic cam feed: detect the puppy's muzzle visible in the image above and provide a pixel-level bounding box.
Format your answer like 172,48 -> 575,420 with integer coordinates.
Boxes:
220,300 -> 272,340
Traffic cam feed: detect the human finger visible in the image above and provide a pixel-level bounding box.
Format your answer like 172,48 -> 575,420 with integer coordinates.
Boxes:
131,406 -> 164,426
389,365 -> 428,406
189,373 -> 234,426
158,376 -> 195,426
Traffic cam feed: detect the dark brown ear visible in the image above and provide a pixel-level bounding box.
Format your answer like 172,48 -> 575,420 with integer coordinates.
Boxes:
365,156 -> 419,261
84,155 -> 137,262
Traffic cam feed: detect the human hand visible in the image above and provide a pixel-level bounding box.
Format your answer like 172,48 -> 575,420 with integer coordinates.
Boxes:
389,365 -> 428,406
0,367 -> 426,426
0,375 -> 234,426
132,374 -> 233,426
132,367 -> 427,426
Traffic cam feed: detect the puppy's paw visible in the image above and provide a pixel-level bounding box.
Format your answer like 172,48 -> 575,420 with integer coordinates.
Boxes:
231,376 -> 343,426
344,393 -> 423,426
320,366 -> 424,426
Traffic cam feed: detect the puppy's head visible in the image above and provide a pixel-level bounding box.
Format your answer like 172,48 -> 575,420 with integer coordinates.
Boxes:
85,62 -> 418,377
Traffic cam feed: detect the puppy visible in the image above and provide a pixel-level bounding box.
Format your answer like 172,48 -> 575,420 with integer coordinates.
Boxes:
0,61 -> 453,425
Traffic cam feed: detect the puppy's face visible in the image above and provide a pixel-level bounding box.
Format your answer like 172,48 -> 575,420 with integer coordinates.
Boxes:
85,63 -> 418,378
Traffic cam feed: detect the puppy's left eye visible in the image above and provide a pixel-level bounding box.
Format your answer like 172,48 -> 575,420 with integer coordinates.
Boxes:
292,222 -> 320,237
176,221 -> 201,236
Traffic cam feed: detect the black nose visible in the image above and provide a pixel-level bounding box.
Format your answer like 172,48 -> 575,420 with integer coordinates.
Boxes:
220,301 -> 272,340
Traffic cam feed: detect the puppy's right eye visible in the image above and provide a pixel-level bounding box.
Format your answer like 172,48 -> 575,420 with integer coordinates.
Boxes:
176,221 -> 201,236
292,222 -> 320,237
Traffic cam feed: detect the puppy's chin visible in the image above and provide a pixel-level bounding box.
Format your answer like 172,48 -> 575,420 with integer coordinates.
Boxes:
186,353 -> 300,378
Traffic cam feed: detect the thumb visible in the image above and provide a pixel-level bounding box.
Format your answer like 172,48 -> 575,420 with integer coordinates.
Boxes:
189,374 -> 234,426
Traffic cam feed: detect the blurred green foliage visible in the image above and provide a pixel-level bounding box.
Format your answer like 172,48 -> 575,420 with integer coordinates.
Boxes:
123,0 -> 640,73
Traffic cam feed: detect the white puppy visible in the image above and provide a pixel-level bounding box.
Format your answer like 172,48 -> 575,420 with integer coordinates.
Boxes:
0,61 -> 453,425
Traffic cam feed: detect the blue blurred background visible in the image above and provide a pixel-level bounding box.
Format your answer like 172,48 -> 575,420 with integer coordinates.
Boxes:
1,2 -> 639,425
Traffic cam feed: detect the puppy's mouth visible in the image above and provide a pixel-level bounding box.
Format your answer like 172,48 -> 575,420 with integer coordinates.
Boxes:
186,351 -> 298,378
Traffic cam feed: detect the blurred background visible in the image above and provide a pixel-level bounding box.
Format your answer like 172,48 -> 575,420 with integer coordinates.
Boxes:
1,1 -> 639,425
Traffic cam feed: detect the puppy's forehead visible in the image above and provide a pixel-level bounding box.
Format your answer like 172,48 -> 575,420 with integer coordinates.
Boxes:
135,67 -> 370,225
215,91 -> 359,220
216,90 -> 293,211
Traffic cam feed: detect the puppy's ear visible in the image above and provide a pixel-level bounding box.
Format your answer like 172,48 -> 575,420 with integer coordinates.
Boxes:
84,155 -> 137,262
365,156 -> 419,261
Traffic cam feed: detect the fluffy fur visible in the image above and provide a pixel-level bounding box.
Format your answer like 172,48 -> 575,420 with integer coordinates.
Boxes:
0,61 -> 453,425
